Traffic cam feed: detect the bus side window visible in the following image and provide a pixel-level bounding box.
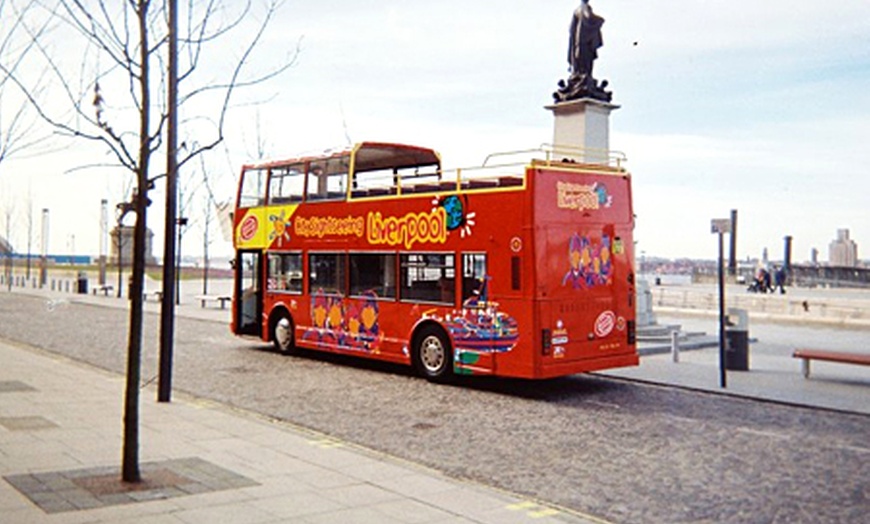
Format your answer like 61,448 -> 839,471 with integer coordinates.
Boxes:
350,253 -> 396,299
305,158 -> 349,201
400,254 -> 454,304
239,167 -> 267,208
267,252 -> 302,293
269,164 -> 305,204
305,162 -> 328,201
462,253 -> 487,301
324,157 -> 348,200
309,253 -> 346,295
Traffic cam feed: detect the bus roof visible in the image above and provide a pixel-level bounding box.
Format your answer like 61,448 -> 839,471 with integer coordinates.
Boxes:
241,142 -> 440,172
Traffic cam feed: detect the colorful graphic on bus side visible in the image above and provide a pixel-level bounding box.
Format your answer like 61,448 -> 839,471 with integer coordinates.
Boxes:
562,234 -> 613,289
303,290 -> 383,353
254,199 -> 479,250
268,210 -> 292,247
433,194 -> 477,238
424,277 -> 519,355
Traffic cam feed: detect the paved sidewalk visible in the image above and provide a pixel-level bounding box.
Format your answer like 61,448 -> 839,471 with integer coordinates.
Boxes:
0,340 -> 599,524
602,314 -> 870,415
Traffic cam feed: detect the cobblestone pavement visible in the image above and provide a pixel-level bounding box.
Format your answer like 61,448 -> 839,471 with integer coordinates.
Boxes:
1,293 -> 868,523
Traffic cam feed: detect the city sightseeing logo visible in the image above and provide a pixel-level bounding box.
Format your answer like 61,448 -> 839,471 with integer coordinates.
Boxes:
239,215 -> 259,242
557,181 -> 612,212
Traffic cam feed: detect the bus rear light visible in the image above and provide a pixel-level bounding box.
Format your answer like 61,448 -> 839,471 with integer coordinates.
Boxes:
627,320 -> 636,345
542,328 -> 552,355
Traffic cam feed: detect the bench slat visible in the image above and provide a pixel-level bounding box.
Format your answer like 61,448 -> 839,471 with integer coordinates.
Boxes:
792,349 -> 870,365
195,295 -> 232,309
793,349 -> 870,379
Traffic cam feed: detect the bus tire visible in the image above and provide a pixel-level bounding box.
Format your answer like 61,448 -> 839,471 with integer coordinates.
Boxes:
271,311 -> 298,355
413,325 -> 453,382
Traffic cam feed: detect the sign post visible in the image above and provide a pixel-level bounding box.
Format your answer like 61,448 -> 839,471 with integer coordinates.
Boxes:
711,218 -> 732,389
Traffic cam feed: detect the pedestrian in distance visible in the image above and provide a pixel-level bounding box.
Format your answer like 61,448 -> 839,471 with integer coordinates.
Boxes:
773,265 -> 787,294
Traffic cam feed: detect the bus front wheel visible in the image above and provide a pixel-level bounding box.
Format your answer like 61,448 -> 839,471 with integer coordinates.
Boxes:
271,312 -> 298,355
413,326 -> 453,382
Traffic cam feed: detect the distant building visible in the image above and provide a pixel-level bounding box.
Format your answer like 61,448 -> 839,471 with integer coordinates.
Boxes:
829,229 -> 858,267
111,226 -> 156,266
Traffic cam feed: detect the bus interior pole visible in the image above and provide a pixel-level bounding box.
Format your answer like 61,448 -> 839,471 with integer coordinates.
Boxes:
718,231 -> 727,389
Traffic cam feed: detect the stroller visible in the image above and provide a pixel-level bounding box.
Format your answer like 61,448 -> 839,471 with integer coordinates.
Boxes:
747,268 -> 772,293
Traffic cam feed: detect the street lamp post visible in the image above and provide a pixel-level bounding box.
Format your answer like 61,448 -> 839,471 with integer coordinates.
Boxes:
711,217 -> 733,389
158,0 -> 179,403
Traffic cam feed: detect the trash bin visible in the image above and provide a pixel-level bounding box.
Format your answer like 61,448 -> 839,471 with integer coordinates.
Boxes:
76,271 -> 88,295
725,307 -> 749,371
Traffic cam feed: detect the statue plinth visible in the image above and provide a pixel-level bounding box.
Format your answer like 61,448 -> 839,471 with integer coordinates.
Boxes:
545,97 -> 620,164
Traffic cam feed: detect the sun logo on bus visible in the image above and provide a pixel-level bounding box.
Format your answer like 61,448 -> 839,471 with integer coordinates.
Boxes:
433,195 -> 476,238
268,210 -> 292,247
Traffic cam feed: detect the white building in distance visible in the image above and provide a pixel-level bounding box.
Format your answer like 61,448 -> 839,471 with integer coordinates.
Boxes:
829,229 -> 858,267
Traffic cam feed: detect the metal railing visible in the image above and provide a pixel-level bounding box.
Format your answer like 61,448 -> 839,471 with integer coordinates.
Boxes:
349,144 -> 628,200
651,286 -> 870,324
482,143 -> 627,170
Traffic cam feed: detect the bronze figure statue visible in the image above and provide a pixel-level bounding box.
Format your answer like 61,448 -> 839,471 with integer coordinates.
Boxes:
554,1 -> 612,103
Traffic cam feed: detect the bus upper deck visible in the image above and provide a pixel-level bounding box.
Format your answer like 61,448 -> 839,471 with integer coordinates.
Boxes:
237,142 -> 628,208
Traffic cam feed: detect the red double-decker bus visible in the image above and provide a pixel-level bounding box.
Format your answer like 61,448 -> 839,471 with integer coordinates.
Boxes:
231,142 -> 637,381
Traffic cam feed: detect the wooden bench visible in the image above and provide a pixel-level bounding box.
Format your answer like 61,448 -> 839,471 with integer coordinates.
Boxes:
92,284 -> 114,296
195,294 -> 232,309
144,290 -> 163,302
792,349 -> 870,378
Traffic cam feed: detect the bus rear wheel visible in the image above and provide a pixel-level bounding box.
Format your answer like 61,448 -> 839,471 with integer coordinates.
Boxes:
413,326 -> 453,382
271,312 -> 298,355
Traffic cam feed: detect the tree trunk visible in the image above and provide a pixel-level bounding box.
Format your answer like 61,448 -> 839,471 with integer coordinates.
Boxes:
122,0 -> 151,484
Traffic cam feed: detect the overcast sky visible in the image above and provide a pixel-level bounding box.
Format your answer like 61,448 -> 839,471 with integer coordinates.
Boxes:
2,0 -> 869,263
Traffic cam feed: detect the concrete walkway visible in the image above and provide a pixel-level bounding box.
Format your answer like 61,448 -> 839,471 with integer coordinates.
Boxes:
0,339 -> 598,524
603,314 -> 870,415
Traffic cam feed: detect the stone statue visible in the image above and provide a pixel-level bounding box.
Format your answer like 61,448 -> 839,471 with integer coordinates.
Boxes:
554,1 -> 612,103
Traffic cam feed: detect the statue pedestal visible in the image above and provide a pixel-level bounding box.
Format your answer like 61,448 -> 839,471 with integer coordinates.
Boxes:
546,98 -> 620,163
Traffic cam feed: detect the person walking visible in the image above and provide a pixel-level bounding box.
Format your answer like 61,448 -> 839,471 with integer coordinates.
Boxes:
773,265 -> 787,294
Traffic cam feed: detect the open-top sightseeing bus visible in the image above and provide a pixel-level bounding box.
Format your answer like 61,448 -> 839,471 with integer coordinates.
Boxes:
231,142 -> 637,381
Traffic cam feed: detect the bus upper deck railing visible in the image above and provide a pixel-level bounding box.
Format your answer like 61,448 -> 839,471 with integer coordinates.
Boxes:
348,144 -> 628,200
483,143 -> 627,169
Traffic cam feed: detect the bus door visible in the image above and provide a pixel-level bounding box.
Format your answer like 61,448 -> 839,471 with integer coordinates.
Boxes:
236,251 -> 263,337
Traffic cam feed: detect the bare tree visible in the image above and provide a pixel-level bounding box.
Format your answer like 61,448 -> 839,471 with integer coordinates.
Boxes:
0,0 -> 53,172
2,0 -> 295,483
